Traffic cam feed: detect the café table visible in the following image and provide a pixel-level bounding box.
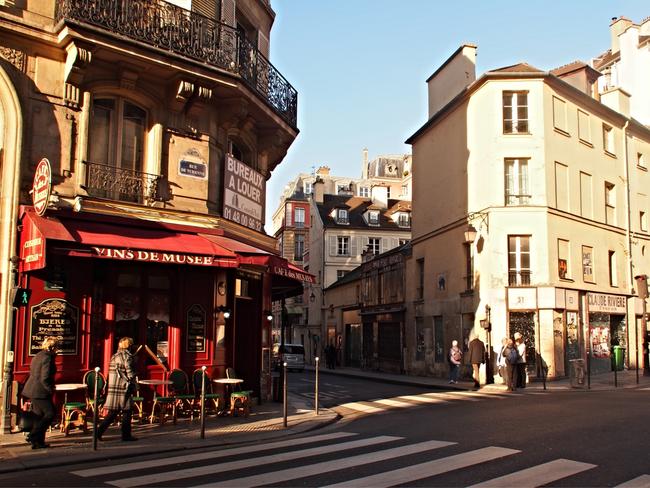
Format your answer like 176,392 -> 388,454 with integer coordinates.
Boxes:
138,379 -> 174,425
55,383 -> 87,434
213,378 -> 247,416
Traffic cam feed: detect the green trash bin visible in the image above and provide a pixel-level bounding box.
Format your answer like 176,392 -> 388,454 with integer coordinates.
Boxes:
612,345 -> 625,371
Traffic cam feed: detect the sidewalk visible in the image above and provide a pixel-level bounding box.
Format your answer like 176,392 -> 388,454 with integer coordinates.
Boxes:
0,393 -> 337,474
1,366 -> 647,474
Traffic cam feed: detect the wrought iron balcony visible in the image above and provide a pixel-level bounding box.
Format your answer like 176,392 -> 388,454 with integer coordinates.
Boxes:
83,161 -> 168,204
55,0 -> 297,127
508,270 -> 531,287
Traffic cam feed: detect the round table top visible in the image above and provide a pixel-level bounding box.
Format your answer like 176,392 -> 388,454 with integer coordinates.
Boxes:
138,379 -> 173,385
213,378 -> 243,384
55,383 -> 87,391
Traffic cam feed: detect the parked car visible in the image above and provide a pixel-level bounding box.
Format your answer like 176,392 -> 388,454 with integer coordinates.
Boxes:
272,343 -> 305,372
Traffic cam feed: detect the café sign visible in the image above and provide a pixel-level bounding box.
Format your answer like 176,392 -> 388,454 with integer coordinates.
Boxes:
92,247 -> 218,266
586,292 -> 627,314
222,154 -> 265,232
29,298 -> 78,356
31,158 -> 51,216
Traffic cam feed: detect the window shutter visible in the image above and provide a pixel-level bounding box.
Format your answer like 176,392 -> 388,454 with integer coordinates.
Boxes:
221,0 -> 235,26
350,237 -> 358,257
381,238 -> 388,253
258,31 -> 270,58
286,203 -> 292,226
329,236 -> 337,256
192,0 -> 219,18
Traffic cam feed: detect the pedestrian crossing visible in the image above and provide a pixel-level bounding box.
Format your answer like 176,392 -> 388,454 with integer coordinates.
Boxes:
66,430 -> 649,487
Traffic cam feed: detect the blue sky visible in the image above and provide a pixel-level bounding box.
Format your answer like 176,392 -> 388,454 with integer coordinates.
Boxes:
264,1 -> 648,231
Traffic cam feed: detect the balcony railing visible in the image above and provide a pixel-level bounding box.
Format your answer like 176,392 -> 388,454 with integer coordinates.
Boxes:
83,161 -> 166,204
509,270 -> 531,287
55,0 -> 297,127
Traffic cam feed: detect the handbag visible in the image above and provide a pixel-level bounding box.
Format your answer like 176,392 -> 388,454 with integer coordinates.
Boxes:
17,409 -> 35,432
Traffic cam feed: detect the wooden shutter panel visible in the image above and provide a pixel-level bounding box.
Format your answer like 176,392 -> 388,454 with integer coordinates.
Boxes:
258,31 -> 270,58
350,237 -> 358,257
192,0 -> 219,18
381,238 -> 389,253
329,236 -> 337,256
221,0 -> 235,26
285,203 -> 292,226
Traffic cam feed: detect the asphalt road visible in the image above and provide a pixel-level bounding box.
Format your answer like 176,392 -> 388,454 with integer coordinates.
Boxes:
1,375 -> 648,487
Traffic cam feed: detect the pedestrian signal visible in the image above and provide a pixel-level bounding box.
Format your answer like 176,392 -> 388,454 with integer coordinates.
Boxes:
11,288 -> 31,307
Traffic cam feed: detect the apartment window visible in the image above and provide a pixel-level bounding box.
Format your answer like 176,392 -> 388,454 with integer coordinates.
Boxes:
464,243 -> 474,291
401,185 -> 409,197
582,245 -> 594,283
386,187 -> 391,198
608,250 -> 618,287
552,96 -> 568,133
508,235 -> 531,286
294,235 -> 304,261
603,124 -> 615,155
580,172 -> 593,219
294,207 -> 305,228
337,236 -> 350,256
578,110 -> 591,144
336,209 -> 349,224
502,91 -> 528,134
638,152 -> 646,169
359,186 -> 370,197
337,184 -> 349,194
398,212 -> 410,227
336,270 -> 347,280
505,158 -> 530,205
303,182 -> 313,194
558,239 -> 570,280
554,162 -> 569,211
368,210 -> 379,225
417,258 -> 424,300
368,237 -> 380,255
641,211 -> 648,232
605,182 -> 616,225
399,239 -> 410,246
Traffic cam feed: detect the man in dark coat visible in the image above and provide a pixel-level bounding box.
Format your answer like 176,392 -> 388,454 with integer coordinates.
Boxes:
22,336 -> 58,449
468,334 -> 486,388
95,337 -> 138,441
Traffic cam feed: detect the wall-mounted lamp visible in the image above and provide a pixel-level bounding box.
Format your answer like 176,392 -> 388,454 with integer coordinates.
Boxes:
264,310 -> 273,322
463,225 -> 477,243
309,291 -> 316,303
217,305 -> 231,319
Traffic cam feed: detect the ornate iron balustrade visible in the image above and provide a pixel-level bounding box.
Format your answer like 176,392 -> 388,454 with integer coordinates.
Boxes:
55,0 -> 297,127
84,161 -> 166,204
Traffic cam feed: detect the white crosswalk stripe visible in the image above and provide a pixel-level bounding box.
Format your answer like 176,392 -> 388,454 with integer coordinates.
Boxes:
469,459 -> 596,487
616,475 -> 650,487
106,435 -> 401,487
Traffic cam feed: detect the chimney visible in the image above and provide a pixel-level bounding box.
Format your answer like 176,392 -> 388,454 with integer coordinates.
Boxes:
427,44 -> 477,118
371,185 -> 388,209
610,16 -> 633,54
313,176 -> 325,203
362,148 -> 368,179
316,166 -> 330,177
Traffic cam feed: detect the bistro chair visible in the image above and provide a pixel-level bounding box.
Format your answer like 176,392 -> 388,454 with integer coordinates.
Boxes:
168,369 -> 195,417
132,378 -> 145,424
149,385 -> 177,426
82,369 -> 106,420
192,368 -> 223,417
225,367 -> 253,417
60,399 -> 87,436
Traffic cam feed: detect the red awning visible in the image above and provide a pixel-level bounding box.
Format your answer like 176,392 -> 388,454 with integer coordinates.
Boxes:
19,208 -> 238,270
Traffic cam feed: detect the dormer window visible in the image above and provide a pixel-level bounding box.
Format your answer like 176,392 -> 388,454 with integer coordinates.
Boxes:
359,186 -> 370,197
368,210 -> 380,226
398,212 -> 410,227
304,182 -> 313,194
336,209 -> 349,224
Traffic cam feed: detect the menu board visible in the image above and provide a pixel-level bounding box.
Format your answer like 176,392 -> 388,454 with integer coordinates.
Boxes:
186,304 -> 206,352
29,299 -> 79,356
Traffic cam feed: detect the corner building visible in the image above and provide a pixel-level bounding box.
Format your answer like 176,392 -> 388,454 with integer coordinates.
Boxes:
0,0 -> 305,426
406,39 -> 650,383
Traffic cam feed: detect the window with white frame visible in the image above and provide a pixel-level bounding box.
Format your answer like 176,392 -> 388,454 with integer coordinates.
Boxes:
641,211 -> 648,232
608,250 -> 618,287
368,237 -> 380,255
605,182 -> 616,225
337,184 -> 350,194
502,91 -> 529,134
359,186 -> 370,197
336,270 -> 348,280
368,210 -> 379,225
505,158 -> 530,205
558,239 -> 570,280
508,235 -> 531,286
294,207 -> 305,228
401,185 -> 409,197
294,234 -> 304,261
336,208 -> 349,224
337,236 -> 349,256
603,124 -> 615,155
303,181 -> 313,194
638,152 -> 646,169
398,212 -> 410,227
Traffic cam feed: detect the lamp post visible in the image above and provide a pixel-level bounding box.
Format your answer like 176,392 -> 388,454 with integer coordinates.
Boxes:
483,304 -> 493,384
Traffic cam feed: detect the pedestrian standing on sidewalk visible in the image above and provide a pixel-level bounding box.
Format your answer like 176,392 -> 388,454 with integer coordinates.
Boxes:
22,336 -> 58,449
503,338 -> 519,391
448,340 -> 462,384
468,333 -> 486,389
497,337 -> 508,381
95,337 -> 138,442
514,332 -> 527,388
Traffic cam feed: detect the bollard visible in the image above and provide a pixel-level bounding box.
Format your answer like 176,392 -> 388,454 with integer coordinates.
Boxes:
614,361 -> 618,388
315,357 -> 320,416
92,366 -> 99,451
283,362 -> 288,428
200,365 -> 206,439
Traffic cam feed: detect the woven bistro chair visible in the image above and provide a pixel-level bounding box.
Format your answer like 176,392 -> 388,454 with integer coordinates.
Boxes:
225,368 -> 252,417
168,369 -> 195,417
192,369 -> 223,417
82,370 -> 106,420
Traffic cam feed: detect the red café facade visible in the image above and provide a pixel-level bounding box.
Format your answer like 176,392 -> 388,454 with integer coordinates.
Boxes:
12,201 -> 313,407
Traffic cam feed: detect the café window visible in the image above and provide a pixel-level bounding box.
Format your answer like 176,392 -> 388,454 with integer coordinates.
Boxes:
235,278 -> 250,297
582,245 -> 594,283
558,239 -> 570,280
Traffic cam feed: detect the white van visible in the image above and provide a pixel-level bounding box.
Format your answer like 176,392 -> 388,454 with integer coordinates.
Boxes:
272,343 -> 305,372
